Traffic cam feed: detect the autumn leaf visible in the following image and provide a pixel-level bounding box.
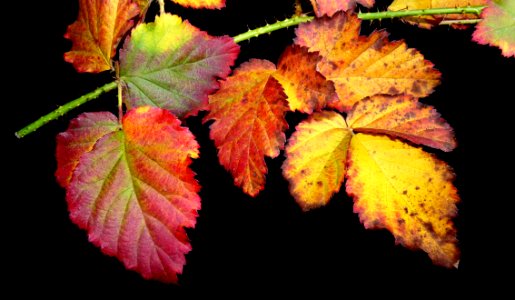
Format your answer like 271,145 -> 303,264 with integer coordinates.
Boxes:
346,95 -> 456,152
64,106 -> 200,283
295,12 -> 441,112
273,45 -> 339,113
388,0 -> 487,29
282,95 -> 459,266
205,59 -> 289,197
119,13 -> 239,117
282,111 -> 352,210
171,0 -> 225,9
64,0 -> 140,73
472,0 -> 515,58
310,0 -> 375,17
346,134 -> 460,267
55,112 -> 119,188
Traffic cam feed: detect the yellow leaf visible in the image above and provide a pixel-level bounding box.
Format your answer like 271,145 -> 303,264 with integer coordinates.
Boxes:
346,133 -> 460,267
283,111 -> 352,210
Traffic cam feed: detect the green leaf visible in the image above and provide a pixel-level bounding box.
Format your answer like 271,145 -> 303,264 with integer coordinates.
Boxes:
119,13 -> 240,117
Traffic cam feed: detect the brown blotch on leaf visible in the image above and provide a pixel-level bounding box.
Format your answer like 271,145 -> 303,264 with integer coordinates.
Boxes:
411,81 -> 422,94
388,86 -> 399,94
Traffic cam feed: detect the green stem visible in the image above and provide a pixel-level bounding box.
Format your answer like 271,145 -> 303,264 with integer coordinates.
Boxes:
233,6 -> 486,43
15,81 -> 117,138
358,6 -> 485,21
233,15 -> 314,43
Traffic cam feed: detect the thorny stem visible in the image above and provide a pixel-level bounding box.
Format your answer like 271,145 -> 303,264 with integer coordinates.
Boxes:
15,5 -> 486,138
15,82 -> 118,138
358,6 -> 486,21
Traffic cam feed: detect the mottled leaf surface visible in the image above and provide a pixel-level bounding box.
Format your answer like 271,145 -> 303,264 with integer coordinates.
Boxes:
295,12 -> 441,111
283,111 -> 351,210
346,134 -> 460,267
273,45 -> 338,113
347,95 -> 456,151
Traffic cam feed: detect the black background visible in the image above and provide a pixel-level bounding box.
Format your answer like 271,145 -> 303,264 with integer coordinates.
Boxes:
8,0 -> 513,296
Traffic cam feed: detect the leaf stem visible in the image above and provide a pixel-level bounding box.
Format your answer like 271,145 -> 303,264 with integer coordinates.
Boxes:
15,81 -> 118,138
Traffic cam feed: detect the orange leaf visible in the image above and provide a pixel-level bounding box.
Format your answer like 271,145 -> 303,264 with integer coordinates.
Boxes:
347,95 -> 456,151
295,12 -> 441,112
273,45 -> 339,113
64,0 -> 140,73
310,0 -> 375,17
346,134 -> 460,267
282,111 -> 352,210
206,59 -> 289,196
388,0 -> 488,29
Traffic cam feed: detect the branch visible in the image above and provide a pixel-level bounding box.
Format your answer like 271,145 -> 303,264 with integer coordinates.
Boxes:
15,82 -> 118,138
16,5 -> 487,138
359,6 -> 485,21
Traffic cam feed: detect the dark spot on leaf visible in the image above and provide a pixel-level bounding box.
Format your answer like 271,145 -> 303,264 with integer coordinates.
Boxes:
388,86 -> 399,94
411,81 -> 422,94
329,61 -> 338,70
402,190 -> 408,195
415,186 -> 420,190
316,181 -> 323,187
404,207 -> 408,214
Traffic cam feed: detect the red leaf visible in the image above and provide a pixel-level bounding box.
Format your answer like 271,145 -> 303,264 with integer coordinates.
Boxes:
56,112 -> 119,188
206,59 -> 289,196
65,107 -> 200,283
64,0 -> 140,73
